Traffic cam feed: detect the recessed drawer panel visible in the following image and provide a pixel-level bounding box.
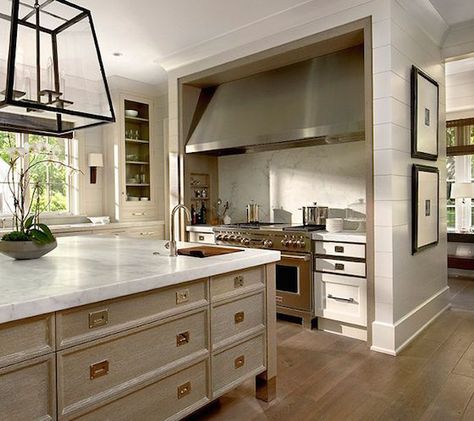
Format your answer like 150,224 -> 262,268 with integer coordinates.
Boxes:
212,292 -> 265,348
0,314 -> 55,368
76,360 -> 208,421
315,241 -> 365,259
56,279 -> 208,348
211,266 -> 264,301
315,272 -> 367,327
0,354 -> 56,421
315,258 -> 366,278
57,310 -> 208,418
212,334 -> 265,397
189,232 -> 215,244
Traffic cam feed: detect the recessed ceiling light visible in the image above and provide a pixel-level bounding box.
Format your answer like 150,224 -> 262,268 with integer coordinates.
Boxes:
113,52 -> 123,57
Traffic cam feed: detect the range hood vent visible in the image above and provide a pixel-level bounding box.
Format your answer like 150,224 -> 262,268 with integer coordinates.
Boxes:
186,45 -> 365,155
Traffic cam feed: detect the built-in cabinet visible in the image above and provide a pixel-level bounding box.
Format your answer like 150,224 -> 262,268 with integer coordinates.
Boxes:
104,93 -> 163,222
0,265 -> 276,420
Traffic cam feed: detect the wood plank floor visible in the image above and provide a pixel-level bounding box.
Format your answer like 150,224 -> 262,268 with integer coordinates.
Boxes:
188,277 -> 474,421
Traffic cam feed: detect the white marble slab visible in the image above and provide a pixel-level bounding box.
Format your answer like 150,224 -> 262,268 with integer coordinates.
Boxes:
312,231 -> 366,243
0,236 -> 280,324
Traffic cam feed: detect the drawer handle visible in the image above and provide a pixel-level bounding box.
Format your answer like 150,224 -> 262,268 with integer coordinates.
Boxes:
132,212 -> 146,216
234,311 -> 245,324
88,309 -> 109,329
234,276 -> 244,288
234,355 -> 245,369
328,294 -> 355,303
176,331 -> 190,346
335,246 -> 344,253
177,381 -> 192,399
140,232 -> 154,236
176,289 -> 190,304
198,235 -> 205,241
90,360 -> 109,380
334,263 -> 345,271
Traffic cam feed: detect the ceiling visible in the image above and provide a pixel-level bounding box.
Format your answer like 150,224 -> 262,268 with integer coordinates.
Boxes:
76,0 -> 474,87
446,57 -> 474,114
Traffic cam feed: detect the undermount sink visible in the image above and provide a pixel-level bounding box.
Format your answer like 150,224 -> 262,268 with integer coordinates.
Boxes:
177,246 -> 243,258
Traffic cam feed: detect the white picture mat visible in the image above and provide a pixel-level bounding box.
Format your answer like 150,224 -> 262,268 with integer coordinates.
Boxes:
416,74 -> 438,156
417,171 -> 438,248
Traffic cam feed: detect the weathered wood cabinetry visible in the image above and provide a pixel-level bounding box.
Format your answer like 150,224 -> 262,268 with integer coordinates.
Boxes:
0,264 -> 276,420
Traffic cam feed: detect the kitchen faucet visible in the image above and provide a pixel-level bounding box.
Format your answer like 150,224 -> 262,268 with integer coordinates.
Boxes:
168,204 -> 191,257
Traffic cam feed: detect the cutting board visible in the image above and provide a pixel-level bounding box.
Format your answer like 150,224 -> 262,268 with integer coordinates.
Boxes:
178,246 -> 244,258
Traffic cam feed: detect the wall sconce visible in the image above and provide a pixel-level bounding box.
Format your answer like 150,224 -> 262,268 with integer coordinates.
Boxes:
88,153 -> 103,184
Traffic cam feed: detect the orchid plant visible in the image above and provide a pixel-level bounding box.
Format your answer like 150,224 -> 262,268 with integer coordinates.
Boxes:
1,141 -> 79,245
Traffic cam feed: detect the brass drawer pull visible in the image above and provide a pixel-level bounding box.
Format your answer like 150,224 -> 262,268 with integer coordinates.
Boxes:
90,360 -> 109,380
176,289 -> 189,304
88,309 -> 109,329
177,381 -> 191,399
328,294 -> 355,303
335,246 -> 344,253
176,331 -> 190,347
132,212 -> 146,216
334,263 -> 345,271
234,311 -> 245,324
234,276 -> 244,288
234,355 -> 245,369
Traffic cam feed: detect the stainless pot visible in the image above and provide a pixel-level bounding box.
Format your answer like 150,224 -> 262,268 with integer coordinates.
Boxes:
246,202 -> 260,223
301,203 -> 328,226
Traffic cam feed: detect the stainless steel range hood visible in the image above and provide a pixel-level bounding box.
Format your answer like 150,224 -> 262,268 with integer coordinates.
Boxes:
185,45 -> 365,155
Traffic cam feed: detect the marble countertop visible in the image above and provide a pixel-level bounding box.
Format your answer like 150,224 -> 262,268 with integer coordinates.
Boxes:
311,231 -> 366,243
0,236 -> 280,324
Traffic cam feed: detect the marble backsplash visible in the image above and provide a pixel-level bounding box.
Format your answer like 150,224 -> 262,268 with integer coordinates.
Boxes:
218,141 -> 366,224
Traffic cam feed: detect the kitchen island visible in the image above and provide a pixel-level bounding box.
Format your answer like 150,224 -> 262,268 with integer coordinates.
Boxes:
0,236 -> 279,421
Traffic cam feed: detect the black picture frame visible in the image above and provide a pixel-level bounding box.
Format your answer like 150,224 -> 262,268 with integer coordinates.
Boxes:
412,164 -> 439,255
411,66 -> 439,161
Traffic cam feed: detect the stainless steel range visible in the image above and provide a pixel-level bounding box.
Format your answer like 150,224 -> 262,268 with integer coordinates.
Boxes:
214,223 -> 324,328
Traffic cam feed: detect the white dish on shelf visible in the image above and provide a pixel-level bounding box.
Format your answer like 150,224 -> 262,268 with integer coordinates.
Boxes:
125,110 -> 139,117
140,197 -> 149,201
128,196 -> 140,201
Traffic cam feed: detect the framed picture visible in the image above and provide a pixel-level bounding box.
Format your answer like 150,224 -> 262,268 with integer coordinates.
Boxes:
412,164 -> 439,254
411,66 -> 439,161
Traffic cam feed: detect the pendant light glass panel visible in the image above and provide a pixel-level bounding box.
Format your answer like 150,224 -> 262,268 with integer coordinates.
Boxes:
0,0 -> 115,136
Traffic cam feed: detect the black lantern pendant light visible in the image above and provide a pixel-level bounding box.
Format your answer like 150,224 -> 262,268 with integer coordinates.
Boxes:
0,0 -> 115,136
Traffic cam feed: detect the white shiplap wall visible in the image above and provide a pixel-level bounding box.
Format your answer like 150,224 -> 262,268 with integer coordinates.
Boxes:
167,0 -> 449,355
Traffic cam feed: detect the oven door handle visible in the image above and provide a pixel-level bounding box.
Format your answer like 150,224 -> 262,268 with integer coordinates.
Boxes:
280,254 -> 311,261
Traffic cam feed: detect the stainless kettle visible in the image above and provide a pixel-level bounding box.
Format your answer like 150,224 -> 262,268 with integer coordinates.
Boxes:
301,203 -> 328,226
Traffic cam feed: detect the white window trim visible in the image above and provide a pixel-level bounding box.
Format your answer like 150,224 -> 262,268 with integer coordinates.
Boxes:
452,155 -> 473,231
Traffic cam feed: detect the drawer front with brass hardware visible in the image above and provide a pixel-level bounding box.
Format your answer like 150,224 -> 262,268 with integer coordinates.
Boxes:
56,279 -> 207,348
212,292 -> 264,348
57,310 -> 208,417
0,354 -> 56,421
314,272 -> 367,326
189,232 -> 215,244
315,241 -> 366,259
212,334 -> 265,397
0,314 -> 55,368
211,266 -> 264,301
315,258 -> 366,278
75,361 -> 208,421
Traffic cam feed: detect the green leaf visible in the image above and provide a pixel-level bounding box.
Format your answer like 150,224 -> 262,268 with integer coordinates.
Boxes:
24,215 -> 35,229
29,229 -> 53,245
37,224 -> 55,242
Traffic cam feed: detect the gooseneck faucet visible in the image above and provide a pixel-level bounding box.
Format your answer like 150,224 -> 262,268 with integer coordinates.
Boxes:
168,204 -> 191,257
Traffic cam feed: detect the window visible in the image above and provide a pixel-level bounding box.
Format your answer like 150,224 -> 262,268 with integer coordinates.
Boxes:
0,131 -> 78,217
446,119 -> 474,230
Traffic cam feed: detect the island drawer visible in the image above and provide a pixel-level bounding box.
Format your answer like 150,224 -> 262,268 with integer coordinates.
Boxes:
57,309 -> 208,417
211,292 -> 265,349
0,314 -> 55,368
56,279 -> 208,348
212,334 -> 265,397
0,354 -> 56,421
315,258 -> 366,278
315,241 -> 365,259
315,272 -> 367,327
74,360 -> 209,421
211,266 -> 265,301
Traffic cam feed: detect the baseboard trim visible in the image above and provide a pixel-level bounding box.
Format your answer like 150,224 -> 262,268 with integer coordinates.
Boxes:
371,286 -> 451,355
